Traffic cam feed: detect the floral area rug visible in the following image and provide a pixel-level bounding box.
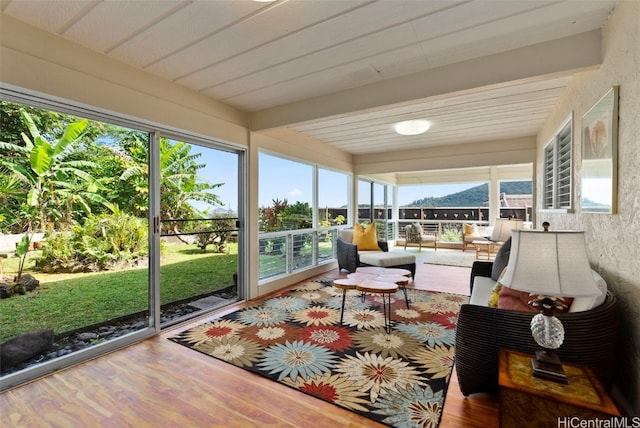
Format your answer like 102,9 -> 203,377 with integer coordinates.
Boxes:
169,279 -> 468,428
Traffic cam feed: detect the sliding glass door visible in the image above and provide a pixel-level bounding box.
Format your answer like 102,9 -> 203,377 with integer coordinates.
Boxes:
158,139 -> 241,325
0,93 -> 246,390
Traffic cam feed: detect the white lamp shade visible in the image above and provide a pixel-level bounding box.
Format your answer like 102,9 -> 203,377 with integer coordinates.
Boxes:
501,230 -> 602,298
490,218 -> 523,242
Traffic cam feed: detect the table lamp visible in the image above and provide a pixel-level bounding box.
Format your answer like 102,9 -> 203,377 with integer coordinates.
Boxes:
490,218 -> 523,242
500,230 -> 602,383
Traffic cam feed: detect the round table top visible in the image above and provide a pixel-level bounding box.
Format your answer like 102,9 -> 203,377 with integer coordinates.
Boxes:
376,274 -> 409,285
347,272 -> 378,281
356,280 -> 398,294
383,268 -> 412,277
355,266 -> 386,275
356,267 -> 412,277
333,278 -> 359,289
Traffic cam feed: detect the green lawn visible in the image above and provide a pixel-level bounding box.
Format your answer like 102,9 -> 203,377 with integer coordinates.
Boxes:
0,243 -> 237,342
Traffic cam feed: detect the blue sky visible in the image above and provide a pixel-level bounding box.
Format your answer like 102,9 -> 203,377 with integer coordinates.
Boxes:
189,145 -> 238,214
190,146 -> 482,212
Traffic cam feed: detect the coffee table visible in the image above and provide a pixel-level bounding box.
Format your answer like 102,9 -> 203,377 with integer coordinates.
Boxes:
356,280 -> 398,333
351,268 -> 410,308
333,278 -> 359,324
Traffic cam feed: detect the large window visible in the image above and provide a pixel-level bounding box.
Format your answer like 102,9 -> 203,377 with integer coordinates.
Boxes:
358,179 -> 393,240
258,153 -> 313,232
397,182 -> 488,243
318,168 -> 348,228
258,153 -> 350,281
543,117 -> 573,210
0,99 -> 155,389
0,94 -> 244,390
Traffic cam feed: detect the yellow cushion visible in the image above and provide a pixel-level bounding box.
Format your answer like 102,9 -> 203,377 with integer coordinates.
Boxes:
353,223 -> 381,251
463,223 -> 478,236
488,267 -> 508,307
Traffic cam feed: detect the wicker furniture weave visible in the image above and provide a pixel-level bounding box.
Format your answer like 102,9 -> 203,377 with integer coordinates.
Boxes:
336,235 -> 389,274
455,261 -> 620,396
403,224 -> 437,252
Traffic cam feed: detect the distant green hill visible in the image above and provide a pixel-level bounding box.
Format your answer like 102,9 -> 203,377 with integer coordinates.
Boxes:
407,181 -> 532,207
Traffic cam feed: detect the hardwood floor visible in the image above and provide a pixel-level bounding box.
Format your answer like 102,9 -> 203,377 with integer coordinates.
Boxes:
0,255 -> 498,427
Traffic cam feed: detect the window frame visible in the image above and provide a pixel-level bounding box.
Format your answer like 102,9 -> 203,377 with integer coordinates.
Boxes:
541,114 -> 574,212
257,151 -> 352,284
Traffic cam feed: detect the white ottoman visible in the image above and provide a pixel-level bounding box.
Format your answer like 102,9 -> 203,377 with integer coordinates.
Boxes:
359,252 -> 416,279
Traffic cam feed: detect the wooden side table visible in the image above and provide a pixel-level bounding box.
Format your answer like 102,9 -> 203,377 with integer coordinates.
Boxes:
499,349 -> 620,428
472,240 -> 502,260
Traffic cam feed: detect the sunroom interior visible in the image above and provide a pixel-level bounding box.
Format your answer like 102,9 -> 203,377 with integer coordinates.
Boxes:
1,0 -> 638,418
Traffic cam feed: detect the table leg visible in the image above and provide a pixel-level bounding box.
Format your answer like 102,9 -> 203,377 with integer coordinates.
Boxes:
383,294 -> 393,333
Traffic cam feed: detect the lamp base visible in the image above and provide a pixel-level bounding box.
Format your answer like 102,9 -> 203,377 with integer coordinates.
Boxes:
530,350 -> 568,384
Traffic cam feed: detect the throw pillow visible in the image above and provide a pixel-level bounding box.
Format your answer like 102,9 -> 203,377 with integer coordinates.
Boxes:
413,222 -> 424,235
353,223 -> 381,251
498,286 -> 574,313
491,237 -> 512,280
488,267 -> 508,307
497,286 -> 537,313
463,223 -> 478,236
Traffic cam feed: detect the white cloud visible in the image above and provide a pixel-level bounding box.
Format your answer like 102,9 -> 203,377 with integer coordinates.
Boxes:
287,188 -> 303,198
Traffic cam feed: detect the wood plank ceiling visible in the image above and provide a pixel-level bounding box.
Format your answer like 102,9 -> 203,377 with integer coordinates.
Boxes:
1,0 -> 617,158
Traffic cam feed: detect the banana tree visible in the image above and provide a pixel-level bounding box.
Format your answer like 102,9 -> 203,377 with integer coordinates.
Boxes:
0,109 -> 107,231
14,233 -> 32,282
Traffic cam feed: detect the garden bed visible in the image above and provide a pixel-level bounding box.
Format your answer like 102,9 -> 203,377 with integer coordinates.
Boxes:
0,286 -> 237,376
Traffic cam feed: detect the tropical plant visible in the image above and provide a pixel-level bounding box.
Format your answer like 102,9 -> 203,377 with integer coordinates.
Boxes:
14,233 -> 32,282
194,214 -> 236,253
117,138 -> 224,238
260,198 -> 288,232
441,227 -> 461,242
281,201 -> 313,229
0,109 -> 108,232
35,208 -> 148,273
0,175 -> 25,233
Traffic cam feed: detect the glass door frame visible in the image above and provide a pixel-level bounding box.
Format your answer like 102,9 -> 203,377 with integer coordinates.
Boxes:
0,84 -> 247,390
152,132 -> 247,324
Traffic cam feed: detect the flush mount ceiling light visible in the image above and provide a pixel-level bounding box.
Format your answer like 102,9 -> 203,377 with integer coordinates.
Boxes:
393,119 -> 431,135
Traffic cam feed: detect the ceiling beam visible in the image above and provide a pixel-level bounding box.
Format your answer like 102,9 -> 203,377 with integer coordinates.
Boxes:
353,136 -> 536,176
251,30 -> 601,130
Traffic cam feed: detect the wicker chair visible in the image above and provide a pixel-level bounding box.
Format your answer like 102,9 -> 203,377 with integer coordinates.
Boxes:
455,260 -> 620,396
404,224 -> 437,252
336,230 -> 389,274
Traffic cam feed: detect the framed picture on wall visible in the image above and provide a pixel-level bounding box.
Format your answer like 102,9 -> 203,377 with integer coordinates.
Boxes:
581,86 -> 619,214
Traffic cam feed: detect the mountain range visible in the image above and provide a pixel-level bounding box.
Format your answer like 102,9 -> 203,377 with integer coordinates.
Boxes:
408,181 -> 532,207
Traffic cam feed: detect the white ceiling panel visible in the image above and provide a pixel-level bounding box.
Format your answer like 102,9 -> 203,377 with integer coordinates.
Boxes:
178,0 -> 462,90
109,1 -> 268,67
1,0 -> 95,33
61,1 -> 187,53
1,0 -> 618,165
147,0 -> 371,81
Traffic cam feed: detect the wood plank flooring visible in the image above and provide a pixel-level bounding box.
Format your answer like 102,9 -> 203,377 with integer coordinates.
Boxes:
0,256 -> 499,427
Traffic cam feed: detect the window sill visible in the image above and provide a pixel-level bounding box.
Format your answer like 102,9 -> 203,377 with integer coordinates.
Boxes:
539,208 -> 574,214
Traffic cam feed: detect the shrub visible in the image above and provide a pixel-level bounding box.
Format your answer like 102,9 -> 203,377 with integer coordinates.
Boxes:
194,215 -> 236,253
35,212 -> 148,273
440,227 -> 461,242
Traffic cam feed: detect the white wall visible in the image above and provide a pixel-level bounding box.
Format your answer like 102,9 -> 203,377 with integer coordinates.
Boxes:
536,0 -> 640,415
